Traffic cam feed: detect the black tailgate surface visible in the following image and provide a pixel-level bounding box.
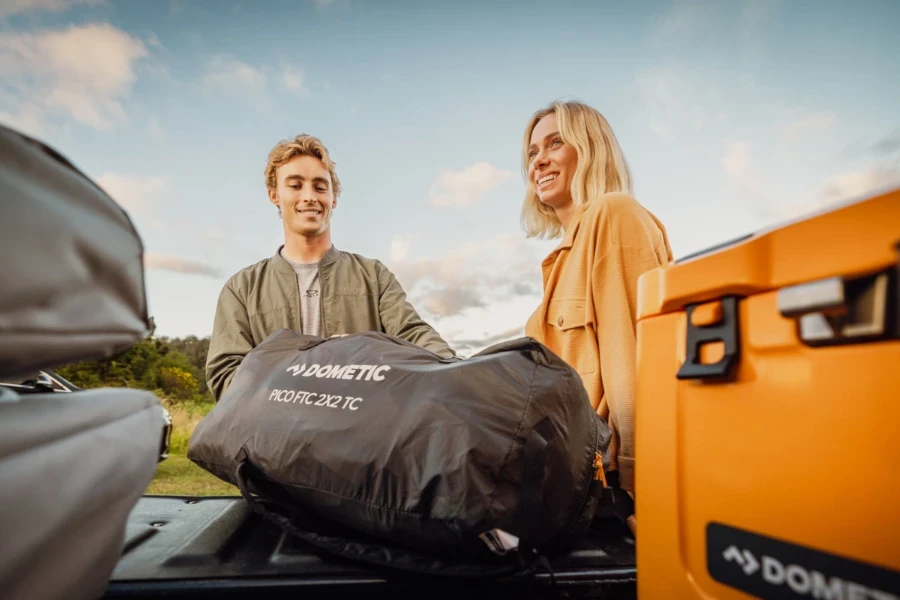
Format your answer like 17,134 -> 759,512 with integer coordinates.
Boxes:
103,495 -> 636,599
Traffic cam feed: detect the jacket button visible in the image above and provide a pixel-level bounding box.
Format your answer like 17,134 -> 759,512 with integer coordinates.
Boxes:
557,316 -> 564,326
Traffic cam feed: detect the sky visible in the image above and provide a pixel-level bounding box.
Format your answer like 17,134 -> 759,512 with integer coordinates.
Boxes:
2,0 -> 899,355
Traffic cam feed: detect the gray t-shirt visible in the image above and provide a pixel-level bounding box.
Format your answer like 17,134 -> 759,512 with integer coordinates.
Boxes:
280,250 -> 322,337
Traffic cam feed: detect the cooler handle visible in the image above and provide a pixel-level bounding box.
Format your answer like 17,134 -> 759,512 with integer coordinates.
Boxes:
777,246 -> 898,348
676,295 -> 741,381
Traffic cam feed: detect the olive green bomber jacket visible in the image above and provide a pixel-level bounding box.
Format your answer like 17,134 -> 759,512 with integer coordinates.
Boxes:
206,245 -> 455,402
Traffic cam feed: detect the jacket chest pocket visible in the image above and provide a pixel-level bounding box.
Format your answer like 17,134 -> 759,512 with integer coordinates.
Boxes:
546,298 -> 596,375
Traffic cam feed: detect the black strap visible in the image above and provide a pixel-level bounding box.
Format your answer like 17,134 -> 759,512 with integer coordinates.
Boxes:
236,460 -> 299,516
590,476 -> 635,527
235,460 -> 521,578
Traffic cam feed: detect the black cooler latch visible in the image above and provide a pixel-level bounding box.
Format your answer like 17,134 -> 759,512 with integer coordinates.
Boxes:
677,295 -> 741,381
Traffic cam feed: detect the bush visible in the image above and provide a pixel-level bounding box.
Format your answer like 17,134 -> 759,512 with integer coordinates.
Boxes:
162,398 -> 215,455
55,320 -> 213,403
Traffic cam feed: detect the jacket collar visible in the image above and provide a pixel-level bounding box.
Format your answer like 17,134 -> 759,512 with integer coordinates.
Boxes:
272,244 -> 340,272
541,203 -> 589,267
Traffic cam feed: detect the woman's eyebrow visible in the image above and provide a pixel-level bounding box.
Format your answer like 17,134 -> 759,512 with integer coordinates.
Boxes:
529,131 -> 561,150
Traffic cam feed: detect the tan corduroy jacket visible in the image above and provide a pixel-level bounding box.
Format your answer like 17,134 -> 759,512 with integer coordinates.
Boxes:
525,193 -> 673,493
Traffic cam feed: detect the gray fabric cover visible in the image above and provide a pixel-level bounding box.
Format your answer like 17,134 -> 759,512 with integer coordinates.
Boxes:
189,329 -> 611,569
0,124 -> 150,380
0,386 -> 163,600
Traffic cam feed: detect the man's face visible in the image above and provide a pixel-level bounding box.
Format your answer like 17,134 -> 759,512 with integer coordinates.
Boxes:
269,154 -> 336,238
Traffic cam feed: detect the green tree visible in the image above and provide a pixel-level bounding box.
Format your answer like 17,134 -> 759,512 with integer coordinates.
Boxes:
55,318 -> 211,403
158,334 -> 211,397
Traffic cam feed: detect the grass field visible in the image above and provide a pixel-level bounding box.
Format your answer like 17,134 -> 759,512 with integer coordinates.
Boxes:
144,400 -> 239,496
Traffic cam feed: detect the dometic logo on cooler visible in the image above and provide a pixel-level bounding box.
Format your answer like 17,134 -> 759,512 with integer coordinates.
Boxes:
707,523 -> 899,600
721,545 -> 898,600
285,363 -> 391,381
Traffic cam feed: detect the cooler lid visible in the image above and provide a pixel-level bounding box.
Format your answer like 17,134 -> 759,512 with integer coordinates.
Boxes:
637,186 -> 900,320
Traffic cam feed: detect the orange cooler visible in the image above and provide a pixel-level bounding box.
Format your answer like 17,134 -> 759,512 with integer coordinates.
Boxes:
634,187 -> 900,599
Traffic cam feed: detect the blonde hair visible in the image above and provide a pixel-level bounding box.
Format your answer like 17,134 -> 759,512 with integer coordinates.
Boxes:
265,133 -> 342,197
520,100 -> 633,239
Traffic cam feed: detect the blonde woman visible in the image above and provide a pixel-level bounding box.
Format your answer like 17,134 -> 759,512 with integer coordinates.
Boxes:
522,100 -> 674,535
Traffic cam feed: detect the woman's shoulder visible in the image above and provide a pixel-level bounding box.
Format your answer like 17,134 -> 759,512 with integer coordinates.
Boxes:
583,192 -> 652,227
584,192 -> 667,246
585,191 -> 642,216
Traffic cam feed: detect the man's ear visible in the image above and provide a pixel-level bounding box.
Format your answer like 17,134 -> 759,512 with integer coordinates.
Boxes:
268,188 -> 279,207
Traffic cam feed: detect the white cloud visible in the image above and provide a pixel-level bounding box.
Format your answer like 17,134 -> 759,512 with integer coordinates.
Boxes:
838,128 -> 900,162
632,65 -> 727,143
389,233 -> 418,263
281,65 -> 307,95
447,326 -> 526,355
419,287 -> 486,318
200,227 -> 227,246
782,111 -> 836,143
202,54 -> 267,102
436,293 -> 544,356
390,233 -> 549,324
754,164 -> 900,225
427,162 -> 512,208
638,0 -> 782,142
0,0 -> 103,18
146,115 -> 164,140
649,0 -> 721,40
722,140 -> 774,221
820,165 -> 900,204
0,23 -> 149,132
144,253 -> 222,278
0,105 -> 46,138
871,129 -> 900,156
722,140 -> 751,178
96,172 -> 167,229
720,139 -> 835,224
201,56 -> 311,104
842,129 -> 900,159
724,137 -> 900,225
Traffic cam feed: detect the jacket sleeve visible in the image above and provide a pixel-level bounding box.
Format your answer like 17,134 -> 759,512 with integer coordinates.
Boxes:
591,242 -> 668,494
374,261 -> 457,358
206,283 -> 254,402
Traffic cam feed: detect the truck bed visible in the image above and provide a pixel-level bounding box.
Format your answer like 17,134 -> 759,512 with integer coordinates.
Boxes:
101,495 -> 637,599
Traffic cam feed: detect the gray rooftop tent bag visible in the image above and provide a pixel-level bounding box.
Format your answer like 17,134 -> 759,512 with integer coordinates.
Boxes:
188,328 -> 624,576
0,124 -> 164,600
0,124 -> 151,380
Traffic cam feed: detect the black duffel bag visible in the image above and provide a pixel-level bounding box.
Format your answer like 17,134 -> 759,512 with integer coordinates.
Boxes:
188,329 -> 619,575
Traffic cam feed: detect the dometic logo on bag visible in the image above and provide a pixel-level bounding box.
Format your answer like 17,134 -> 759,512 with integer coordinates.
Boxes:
707,522 -> 900,600
284,363 -> 391,381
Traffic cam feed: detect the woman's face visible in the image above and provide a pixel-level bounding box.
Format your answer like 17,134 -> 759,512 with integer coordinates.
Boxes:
527,112 -> 578,211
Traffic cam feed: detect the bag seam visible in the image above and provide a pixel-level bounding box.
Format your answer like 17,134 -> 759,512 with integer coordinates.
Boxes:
484,356 -> 539,521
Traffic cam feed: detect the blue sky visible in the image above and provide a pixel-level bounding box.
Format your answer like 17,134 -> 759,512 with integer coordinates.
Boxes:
2,0 -> 898,354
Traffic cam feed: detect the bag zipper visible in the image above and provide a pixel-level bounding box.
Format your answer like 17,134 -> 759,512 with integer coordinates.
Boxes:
593,451 -> 608,486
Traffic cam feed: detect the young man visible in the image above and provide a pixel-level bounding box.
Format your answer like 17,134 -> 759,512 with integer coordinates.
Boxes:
206,134 -> 455,402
